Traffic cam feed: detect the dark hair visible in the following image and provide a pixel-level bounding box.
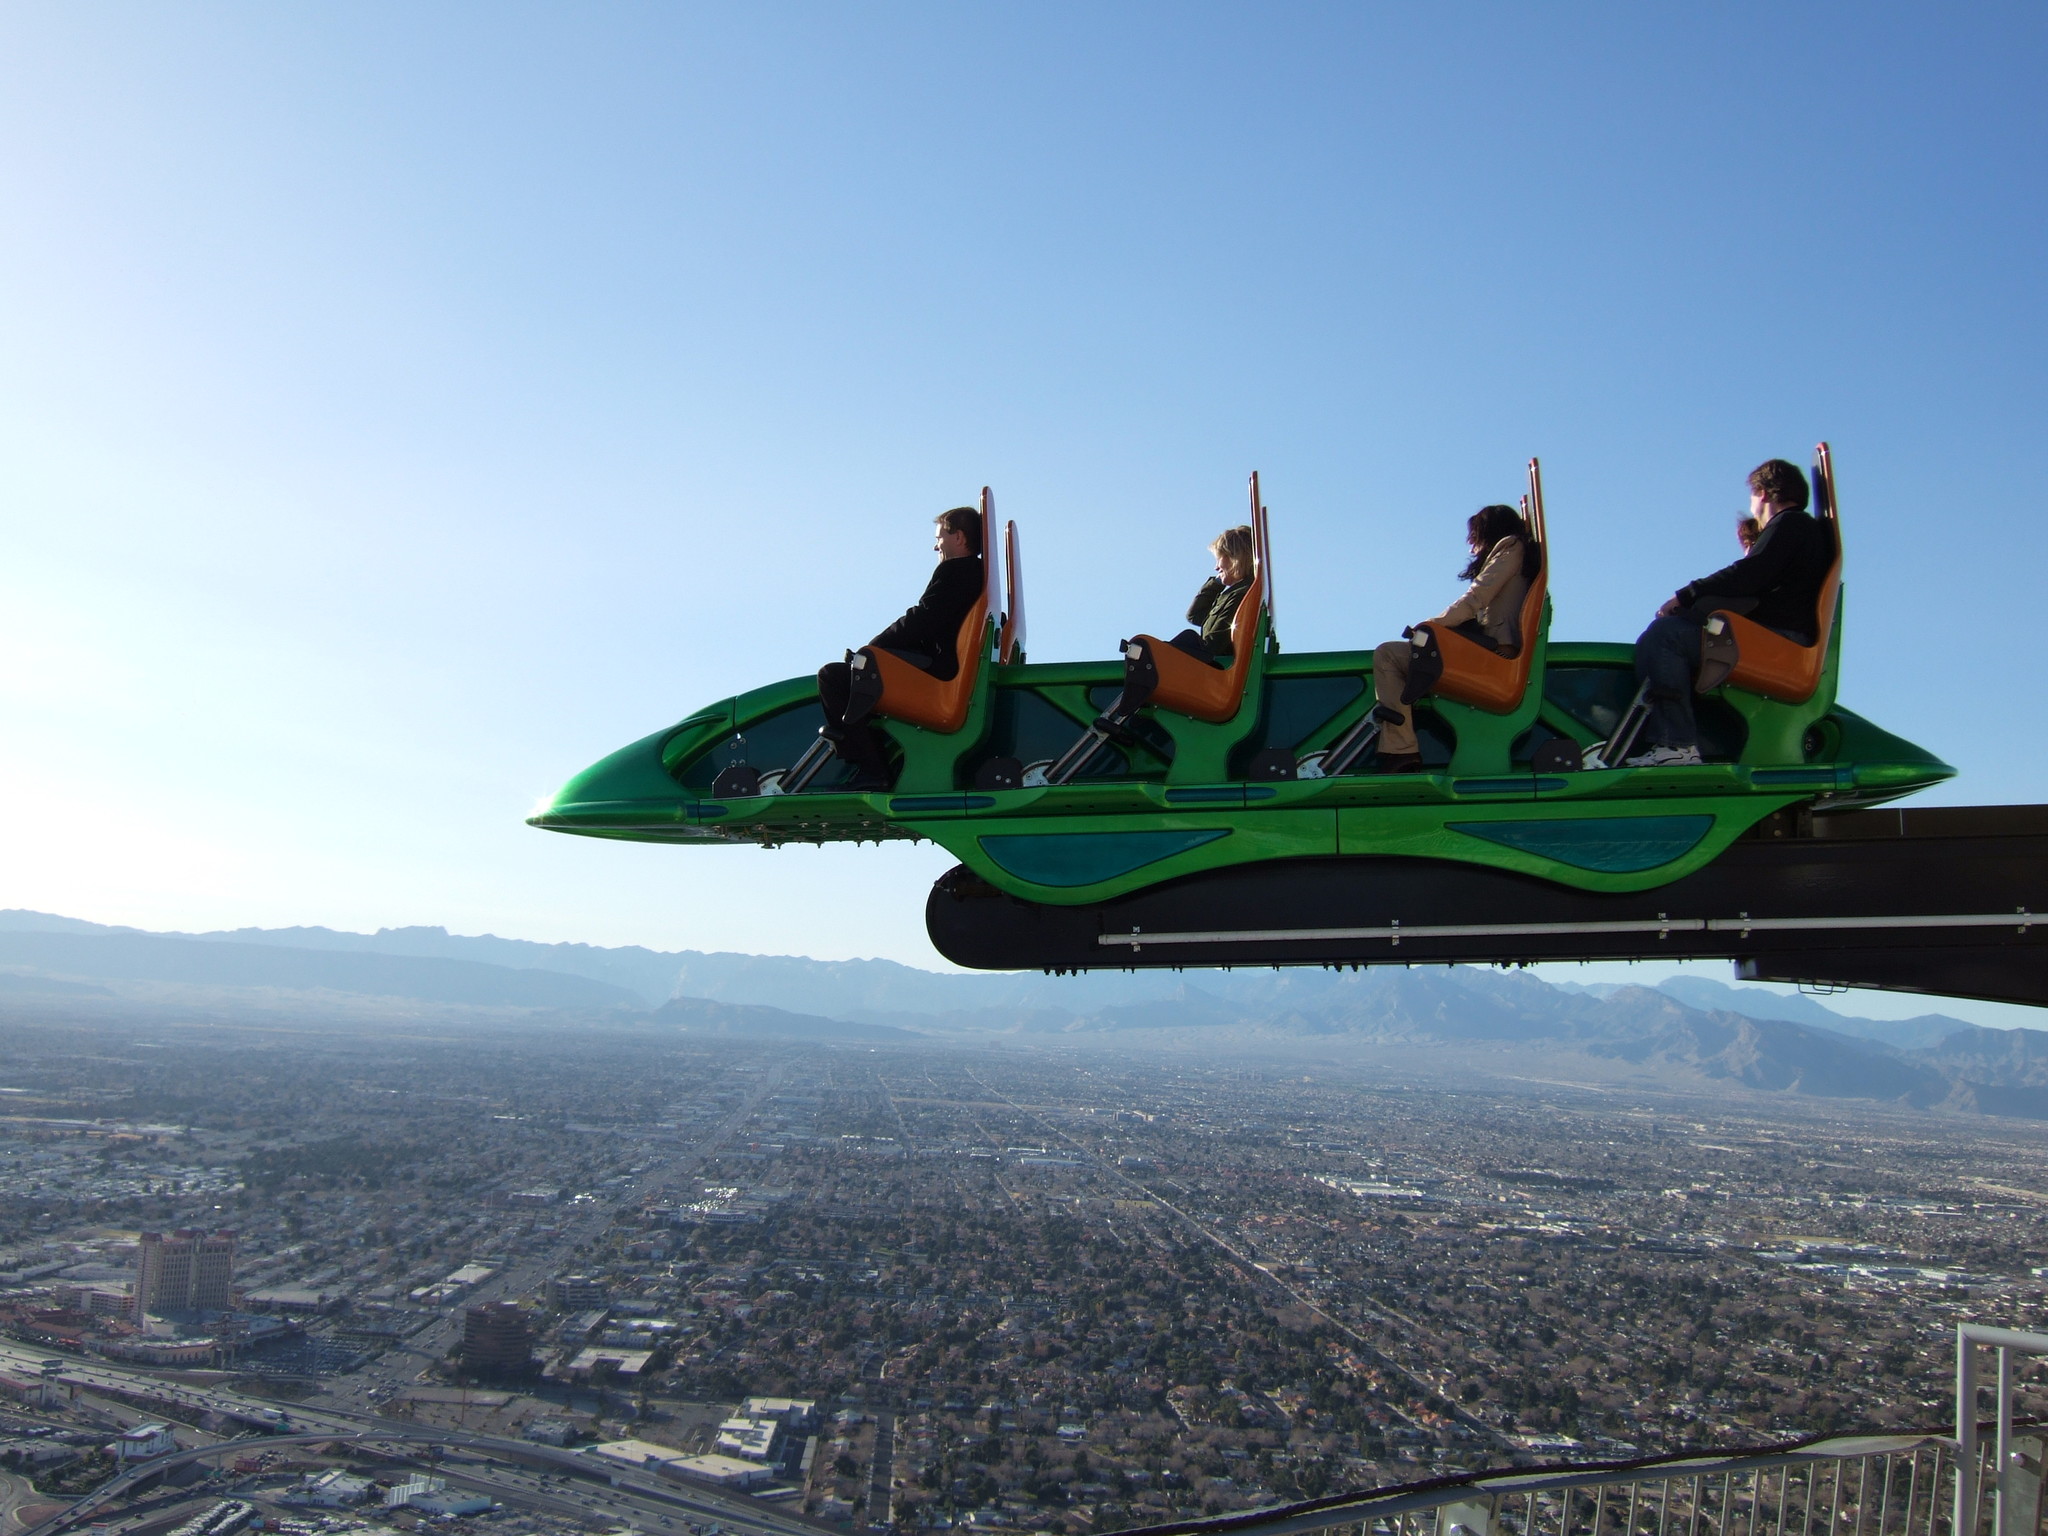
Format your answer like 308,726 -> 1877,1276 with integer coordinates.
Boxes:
936,506 -> 983,557
1459,504 -> 1538,582
1747,459 -> 1810,512
1737,515 -> 1761,551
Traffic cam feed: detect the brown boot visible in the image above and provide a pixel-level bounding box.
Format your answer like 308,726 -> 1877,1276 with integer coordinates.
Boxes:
1376,751 -> 1425,774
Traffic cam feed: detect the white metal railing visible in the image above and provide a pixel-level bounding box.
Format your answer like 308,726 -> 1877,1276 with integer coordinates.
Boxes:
1107,1433 -> 1971,1536
1956,1325 -> 2048,1536
1107,1327 -> 2048,1536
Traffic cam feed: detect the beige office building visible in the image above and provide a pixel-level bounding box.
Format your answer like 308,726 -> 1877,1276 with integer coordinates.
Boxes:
134,1229 -> 236,1318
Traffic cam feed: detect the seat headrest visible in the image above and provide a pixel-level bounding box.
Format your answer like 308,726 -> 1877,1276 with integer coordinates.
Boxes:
1231,576 -> 1263,646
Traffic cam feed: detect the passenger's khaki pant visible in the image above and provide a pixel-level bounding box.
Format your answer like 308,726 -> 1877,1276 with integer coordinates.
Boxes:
1372,639 -> 1419,755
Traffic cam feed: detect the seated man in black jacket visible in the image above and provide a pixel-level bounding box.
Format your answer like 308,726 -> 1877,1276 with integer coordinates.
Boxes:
816,506 -> 985,789
1625,458 -> 1833,766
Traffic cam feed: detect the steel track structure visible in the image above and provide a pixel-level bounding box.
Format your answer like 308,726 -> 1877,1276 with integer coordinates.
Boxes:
926,804 -> 2048,1008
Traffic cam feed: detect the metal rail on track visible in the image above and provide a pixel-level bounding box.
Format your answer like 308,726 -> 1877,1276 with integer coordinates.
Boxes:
929,803 -> 2048,1003
1097,910 -> 2039,950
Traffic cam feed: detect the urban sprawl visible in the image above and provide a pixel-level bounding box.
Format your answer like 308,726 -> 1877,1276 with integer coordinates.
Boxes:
0,1017 -> 2040,1536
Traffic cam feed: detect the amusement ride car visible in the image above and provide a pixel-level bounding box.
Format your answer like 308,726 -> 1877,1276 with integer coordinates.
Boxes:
530,448 -> 2048,1008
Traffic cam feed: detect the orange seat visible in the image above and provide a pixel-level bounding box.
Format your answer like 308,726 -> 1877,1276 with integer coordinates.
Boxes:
856,491 -> 998,736
1410,460 -> 1550,714
864,595 -> 989,734
1131,570 -> 1265,724
1124,477 -> 1273,726
1415,561 -> 1545,713
1708,525 -> 1841,704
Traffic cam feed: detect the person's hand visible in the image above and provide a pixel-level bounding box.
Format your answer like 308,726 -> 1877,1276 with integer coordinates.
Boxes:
1656,596 -> 1681,618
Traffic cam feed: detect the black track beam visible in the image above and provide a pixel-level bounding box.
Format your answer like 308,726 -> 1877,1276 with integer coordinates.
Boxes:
925,804 -> 2048,1010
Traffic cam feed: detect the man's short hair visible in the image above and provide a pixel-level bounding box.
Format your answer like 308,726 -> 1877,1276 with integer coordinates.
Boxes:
1747,459 -> 1810,512
936,506 -> 982,557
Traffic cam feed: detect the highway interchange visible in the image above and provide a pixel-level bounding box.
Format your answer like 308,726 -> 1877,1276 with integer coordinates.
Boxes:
2,1064 -> 824,1536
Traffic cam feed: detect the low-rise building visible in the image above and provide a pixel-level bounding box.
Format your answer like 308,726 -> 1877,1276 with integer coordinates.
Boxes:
282,1470 -> 372,1508
412,1489 -> 493,1516
589,1449 -> 778,1499
714,1416 -> 778,1461
741,1396 -> 817,1429
102,1336 -> 218,1366
670,1453 -> 774,1489
549,1274 -> 608,1310
384,1475 -> 447,1509
380,1476 -> 491,1515
241,1286 -> 346,1314
587,1439 -> 694,1475
113,1423 -> 177,1462
561,1346 -> 652,1380
55,1283 -> 134,1318
585,1440 -> 775,1490
0,1371 -> 51,1406
711,1393 -> 816,1463
0,1438 -> 79,1470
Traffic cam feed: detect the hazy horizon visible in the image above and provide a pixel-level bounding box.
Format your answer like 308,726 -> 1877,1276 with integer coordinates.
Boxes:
7,899 -> 2039,1038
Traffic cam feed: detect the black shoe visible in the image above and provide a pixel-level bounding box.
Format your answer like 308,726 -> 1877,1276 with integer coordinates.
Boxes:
841,770 -> 892,793
1375,752 -> 1426,775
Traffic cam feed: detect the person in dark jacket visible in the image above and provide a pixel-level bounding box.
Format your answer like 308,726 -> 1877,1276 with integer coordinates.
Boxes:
816,507 -> 985,789
1169,525 -> 1257,664
1624,459 -> 1834,766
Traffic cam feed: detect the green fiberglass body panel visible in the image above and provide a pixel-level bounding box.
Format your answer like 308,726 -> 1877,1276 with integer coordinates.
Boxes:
529,639 -> 1954,906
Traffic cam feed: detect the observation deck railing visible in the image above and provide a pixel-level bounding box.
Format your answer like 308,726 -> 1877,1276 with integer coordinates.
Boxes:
1114,1327 -> 2048,1536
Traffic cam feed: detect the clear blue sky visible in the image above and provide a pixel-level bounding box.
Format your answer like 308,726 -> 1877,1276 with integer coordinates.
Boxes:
4,6 -> 2044,1016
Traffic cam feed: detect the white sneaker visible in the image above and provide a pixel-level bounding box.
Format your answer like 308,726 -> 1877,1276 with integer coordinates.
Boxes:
1624,745 -> 1705,767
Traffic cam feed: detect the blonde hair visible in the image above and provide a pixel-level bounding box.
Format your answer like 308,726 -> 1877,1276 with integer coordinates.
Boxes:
1209,524 -> 1255,582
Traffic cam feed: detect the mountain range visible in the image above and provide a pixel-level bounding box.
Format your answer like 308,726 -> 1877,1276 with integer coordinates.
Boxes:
2,907 -> 2042,1117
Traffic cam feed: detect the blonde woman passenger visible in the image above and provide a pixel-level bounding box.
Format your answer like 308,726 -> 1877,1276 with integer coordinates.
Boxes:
1170,524 -> 1257,665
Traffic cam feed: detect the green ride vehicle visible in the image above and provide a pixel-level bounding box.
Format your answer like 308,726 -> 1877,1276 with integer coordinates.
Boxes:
530,448 -> 2048,1007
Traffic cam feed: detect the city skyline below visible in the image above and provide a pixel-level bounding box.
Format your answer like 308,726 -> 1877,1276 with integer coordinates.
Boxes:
0,1006 -> 2034,1536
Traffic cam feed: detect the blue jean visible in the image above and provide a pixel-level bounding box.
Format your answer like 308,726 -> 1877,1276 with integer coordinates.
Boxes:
1634,613 -> 1704,751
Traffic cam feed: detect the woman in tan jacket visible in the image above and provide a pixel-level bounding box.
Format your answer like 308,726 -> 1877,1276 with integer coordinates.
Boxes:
1370,504 -> 1538,773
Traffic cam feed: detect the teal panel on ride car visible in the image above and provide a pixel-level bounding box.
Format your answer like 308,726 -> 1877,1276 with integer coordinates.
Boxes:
1447,815 -> 1714,873
977,829 -> 1231,887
